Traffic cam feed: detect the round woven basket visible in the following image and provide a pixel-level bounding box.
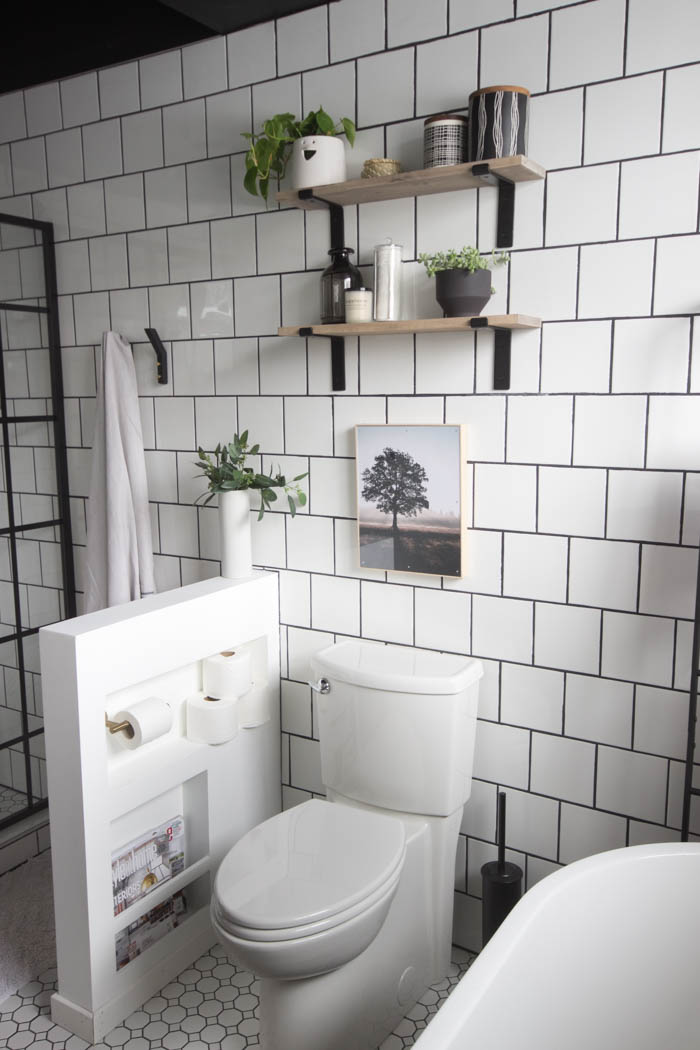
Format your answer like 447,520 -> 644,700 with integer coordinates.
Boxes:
361,157 -> 403,179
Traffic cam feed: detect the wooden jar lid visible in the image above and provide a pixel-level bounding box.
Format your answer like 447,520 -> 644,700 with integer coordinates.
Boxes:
469,85 -> 530,99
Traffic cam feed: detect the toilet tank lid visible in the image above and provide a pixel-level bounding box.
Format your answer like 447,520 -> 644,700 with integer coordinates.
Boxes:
311,641 -> 483,695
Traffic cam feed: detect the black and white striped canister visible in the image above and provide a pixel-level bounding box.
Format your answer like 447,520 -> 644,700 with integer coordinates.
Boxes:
423,113 -> 469,168
468,85 -> 530,162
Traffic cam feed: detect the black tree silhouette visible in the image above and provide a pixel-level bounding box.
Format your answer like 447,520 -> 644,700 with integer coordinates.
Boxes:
361,447 -> 429,532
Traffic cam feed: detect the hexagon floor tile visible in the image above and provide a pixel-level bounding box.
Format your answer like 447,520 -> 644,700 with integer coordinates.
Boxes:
0,786 -> 29,821
0,944 -> 475,1050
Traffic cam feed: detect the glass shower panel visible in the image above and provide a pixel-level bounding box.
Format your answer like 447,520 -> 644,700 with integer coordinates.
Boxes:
0,640 -> 29,821
0,212 -> 75,830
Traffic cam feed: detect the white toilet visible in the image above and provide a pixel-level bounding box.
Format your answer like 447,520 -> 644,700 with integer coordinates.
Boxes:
211,639 -> 483,1050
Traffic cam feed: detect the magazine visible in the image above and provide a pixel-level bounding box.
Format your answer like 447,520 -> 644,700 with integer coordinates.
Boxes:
112,816 -> 186,916
115,890 -> 188,970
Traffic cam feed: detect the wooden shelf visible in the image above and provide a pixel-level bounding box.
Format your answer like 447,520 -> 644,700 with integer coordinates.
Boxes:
279,315 -> 541,338
282,315 -> 542,392
276,155 -> 545,209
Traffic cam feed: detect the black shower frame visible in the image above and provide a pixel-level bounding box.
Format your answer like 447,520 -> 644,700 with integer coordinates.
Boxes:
0,211 -> 76,832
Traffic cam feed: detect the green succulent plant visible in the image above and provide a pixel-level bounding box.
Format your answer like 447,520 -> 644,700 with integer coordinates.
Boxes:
242,107 -> 356,201
195,432 -> 307,520
419,246 -> 510,277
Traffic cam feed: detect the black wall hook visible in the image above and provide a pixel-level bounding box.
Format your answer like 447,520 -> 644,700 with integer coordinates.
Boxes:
144,328 -> 169,385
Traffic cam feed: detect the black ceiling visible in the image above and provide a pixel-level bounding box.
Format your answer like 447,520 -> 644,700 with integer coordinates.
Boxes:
0,0 -> 332,95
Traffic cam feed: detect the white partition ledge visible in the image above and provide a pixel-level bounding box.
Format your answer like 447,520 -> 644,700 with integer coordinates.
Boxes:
40,573 -> 281,1043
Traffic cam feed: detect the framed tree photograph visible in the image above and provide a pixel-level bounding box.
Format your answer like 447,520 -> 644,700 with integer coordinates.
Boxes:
355,424 -> 467,578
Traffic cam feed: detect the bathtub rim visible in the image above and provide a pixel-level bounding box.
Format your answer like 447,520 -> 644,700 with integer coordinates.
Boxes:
414,840 -> 700,1048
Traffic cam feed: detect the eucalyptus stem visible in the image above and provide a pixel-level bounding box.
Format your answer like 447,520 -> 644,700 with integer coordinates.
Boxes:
195,432 -> 308,521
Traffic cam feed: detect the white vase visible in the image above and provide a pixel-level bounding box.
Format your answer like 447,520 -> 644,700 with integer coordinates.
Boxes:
289,136 -> 347,190
218,490 -> 253,579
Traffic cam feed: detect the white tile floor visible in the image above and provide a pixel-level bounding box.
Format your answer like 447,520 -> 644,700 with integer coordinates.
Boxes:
0,786 -> 29,822
0,942 -> 475,1050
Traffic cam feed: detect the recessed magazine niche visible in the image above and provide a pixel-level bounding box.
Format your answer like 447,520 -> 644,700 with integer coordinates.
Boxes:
109,772 -> 210,973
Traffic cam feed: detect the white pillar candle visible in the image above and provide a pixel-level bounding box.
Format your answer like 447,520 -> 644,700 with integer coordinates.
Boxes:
373,240 -> 402,320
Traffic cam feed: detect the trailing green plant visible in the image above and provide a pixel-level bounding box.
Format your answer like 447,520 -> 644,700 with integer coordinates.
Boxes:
418,246 -> 510,278
195,432 -> 307,520
242,107 -> 356,201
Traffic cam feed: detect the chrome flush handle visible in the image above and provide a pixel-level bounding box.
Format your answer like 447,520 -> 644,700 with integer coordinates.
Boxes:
308,677 -> 331,695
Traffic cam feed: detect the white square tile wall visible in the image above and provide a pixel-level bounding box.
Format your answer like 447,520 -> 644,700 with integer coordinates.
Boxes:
2,0 -> 698,953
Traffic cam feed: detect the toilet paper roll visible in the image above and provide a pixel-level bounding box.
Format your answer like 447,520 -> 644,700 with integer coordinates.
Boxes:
202,649 -> 252,701
113,697 -> 173,750
186,692 -> 239,745
238,687 -> 270,729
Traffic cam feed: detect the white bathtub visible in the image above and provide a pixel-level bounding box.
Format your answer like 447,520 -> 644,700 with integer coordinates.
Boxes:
414,842 -> 700,1050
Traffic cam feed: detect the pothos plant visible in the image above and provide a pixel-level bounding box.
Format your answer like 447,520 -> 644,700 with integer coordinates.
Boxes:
418,246 -> 510,277
242,107 -> 356,201
195,432 -> 307,520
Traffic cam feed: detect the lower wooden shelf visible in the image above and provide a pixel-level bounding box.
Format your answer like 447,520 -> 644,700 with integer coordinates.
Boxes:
278,315 -> 542,391
279,314 -> 541,337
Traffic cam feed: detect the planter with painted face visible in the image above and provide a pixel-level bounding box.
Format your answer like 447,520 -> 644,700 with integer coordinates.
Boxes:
419,246 -> 509,318
242,108 -> 356,202
289,135 -> 347,190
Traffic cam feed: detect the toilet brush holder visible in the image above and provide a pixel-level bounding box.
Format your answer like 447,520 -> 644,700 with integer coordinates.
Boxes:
480,791 -> 523,946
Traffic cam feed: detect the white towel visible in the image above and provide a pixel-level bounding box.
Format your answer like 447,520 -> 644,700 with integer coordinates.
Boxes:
84,331 -> 156,612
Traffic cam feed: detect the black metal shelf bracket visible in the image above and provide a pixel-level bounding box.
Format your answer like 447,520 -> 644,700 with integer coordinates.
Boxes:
470,317 -> 512,390
300,327 -> 346,391
471,163 -> 516,249
144,328 -> 169,385
297,189 -> 345,251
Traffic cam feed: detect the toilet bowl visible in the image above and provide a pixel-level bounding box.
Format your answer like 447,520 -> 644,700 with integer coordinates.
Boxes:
211,639 -> 483,1050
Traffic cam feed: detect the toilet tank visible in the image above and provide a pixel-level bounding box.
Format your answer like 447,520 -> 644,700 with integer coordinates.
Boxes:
311,640 -> 483,817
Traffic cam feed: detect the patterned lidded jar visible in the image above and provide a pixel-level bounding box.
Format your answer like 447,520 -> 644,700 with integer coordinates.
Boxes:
468,85 -> 530,162
423,113 -> 468,168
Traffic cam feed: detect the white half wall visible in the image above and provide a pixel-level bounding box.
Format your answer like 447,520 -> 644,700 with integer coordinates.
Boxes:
40,573 -> 280,1042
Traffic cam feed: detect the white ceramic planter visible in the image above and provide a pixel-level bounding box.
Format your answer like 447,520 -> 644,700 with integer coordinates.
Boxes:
219,490 -> 253,579
289,136 -> 347,190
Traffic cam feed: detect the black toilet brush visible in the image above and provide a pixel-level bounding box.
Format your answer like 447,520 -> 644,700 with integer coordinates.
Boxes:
480,790 -> 523,946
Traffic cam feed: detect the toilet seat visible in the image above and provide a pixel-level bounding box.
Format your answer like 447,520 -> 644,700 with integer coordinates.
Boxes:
213,798 -> 406,937
215,865 -> 403,942
211,799 -> 406,979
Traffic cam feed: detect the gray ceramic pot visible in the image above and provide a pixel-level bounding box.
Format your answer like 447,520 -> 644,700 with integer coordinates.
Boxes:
435,267 -> 492,317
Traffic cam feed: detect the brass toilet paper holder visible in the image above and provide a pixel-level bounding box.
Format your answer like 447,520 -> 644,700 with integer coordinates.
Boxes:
104,714 -> 135,739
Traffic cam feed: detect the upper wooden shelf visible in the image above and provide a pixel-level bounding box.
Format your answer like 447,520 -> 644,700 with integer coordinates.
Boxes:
275,155 -> 545,209
279,315 -> 541,337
